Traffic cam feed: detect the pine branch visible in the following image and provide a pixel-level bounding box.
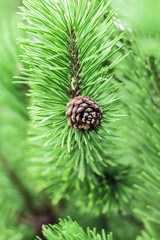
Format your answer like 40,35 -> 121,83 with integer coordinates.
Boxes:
36,217 -> 113,240
19,0 -> 128,209
0,152 -> 39,214
79,164 -> 134,214
115,34 -> 160,239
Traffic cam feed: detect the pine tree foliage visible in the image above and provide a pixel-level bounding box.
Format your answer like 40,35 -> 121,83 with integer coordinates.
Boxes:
19,0 -> 133,210
0,17 -> 35,240
0,21 -> 28,168
116,36 -> 160,239
0,0 -> 160,239
20,0 -> 123,179
36,217 -> 113,240
0,197 -> 33,240
0,6 -> 55,239
74,164 -> 134,215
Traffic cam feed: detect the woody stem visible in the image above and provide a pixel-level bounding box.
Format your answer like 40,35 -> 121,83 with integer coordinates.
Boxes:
66,28 -> 82,97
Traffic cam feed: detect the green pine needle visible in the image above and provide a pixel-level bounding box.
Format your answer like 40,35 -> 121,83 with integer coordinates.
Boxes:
36,217 -> 113,240
116,35 -> 160,239
20,0 -> 124,183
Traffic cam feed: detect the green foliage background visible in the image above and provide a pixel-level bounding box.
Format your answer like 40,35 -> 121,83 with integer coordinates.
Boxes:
0,0 -> 160,240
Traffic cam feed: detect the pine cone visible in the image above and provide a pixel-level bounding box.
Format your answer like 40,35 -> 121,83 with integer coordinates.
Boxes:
66,96 -> 102,131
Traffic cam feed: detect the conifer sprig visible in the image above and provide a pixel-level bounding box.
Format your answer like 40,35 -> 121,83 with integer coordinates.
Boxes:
20,0 -> 124,183
36,217 -> 113,240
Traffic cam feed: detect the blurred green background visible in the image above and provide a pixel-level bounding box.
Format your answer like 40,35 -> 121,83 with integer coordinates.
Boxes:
0,0 -> 159,239
112,0 -> 160,56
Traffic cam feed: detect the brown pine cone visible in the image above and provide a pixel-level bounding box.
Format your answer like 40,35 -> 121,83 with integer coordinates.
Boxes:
66,96 -> 102,131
